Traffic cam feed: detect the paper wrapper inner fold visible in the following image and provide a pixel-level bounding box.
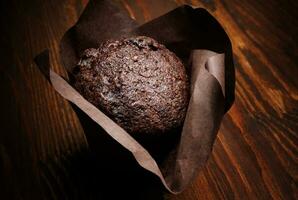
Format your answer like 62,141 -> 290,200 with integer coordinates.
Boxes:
35,0 -> 234,194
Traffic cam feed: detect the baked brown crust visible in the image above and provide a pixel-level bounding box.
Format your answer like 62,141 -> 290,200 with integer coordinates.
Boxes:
73,36 -> 189,136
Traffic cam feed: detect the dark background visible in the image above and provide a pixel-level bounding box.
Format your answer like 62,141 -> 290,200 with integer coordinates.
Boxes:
0,0 -> 297,199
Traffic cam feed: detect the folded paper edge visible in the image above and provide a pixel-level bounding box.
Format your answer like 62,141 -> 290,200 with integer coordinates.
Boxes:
49,67 -> 177,194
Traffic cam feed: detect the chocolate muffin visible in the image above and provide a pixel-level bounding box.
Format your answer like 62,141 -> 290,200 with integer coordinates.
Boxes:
73,36 -> 189,136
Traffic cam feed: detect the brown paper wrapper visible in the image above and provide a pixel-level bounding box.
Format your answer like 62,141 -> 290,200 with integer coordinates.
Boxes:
35,0 -> 234,194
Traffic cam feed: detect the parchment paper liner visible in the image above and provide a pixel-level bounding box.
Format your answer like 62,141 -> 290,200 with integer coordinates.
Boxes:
35,0 -> 234,194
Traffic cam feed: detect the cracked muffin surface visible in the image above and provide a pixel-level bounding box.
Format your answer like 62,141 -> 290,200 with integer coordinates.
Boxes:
73,36 -> 189,136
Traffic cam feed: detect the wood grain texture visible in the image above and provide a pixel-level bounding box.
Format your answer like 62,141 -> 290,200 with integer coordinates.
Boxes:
0,0 -> 297,199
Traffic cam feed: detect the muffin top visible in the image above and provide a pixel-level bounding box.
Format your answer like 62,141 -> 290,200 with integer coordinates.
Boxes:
73,36 -> 189,136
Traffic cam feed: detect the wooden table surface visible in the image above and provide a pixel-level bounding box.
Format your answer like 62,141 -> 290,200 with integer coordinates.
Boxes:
0,0 -> 297,199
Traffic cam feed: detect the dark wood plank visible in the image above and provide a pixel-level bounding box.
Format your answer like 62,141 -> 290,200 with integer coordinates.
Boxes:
0,0 -> 297,199
0,0 -> 87,199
